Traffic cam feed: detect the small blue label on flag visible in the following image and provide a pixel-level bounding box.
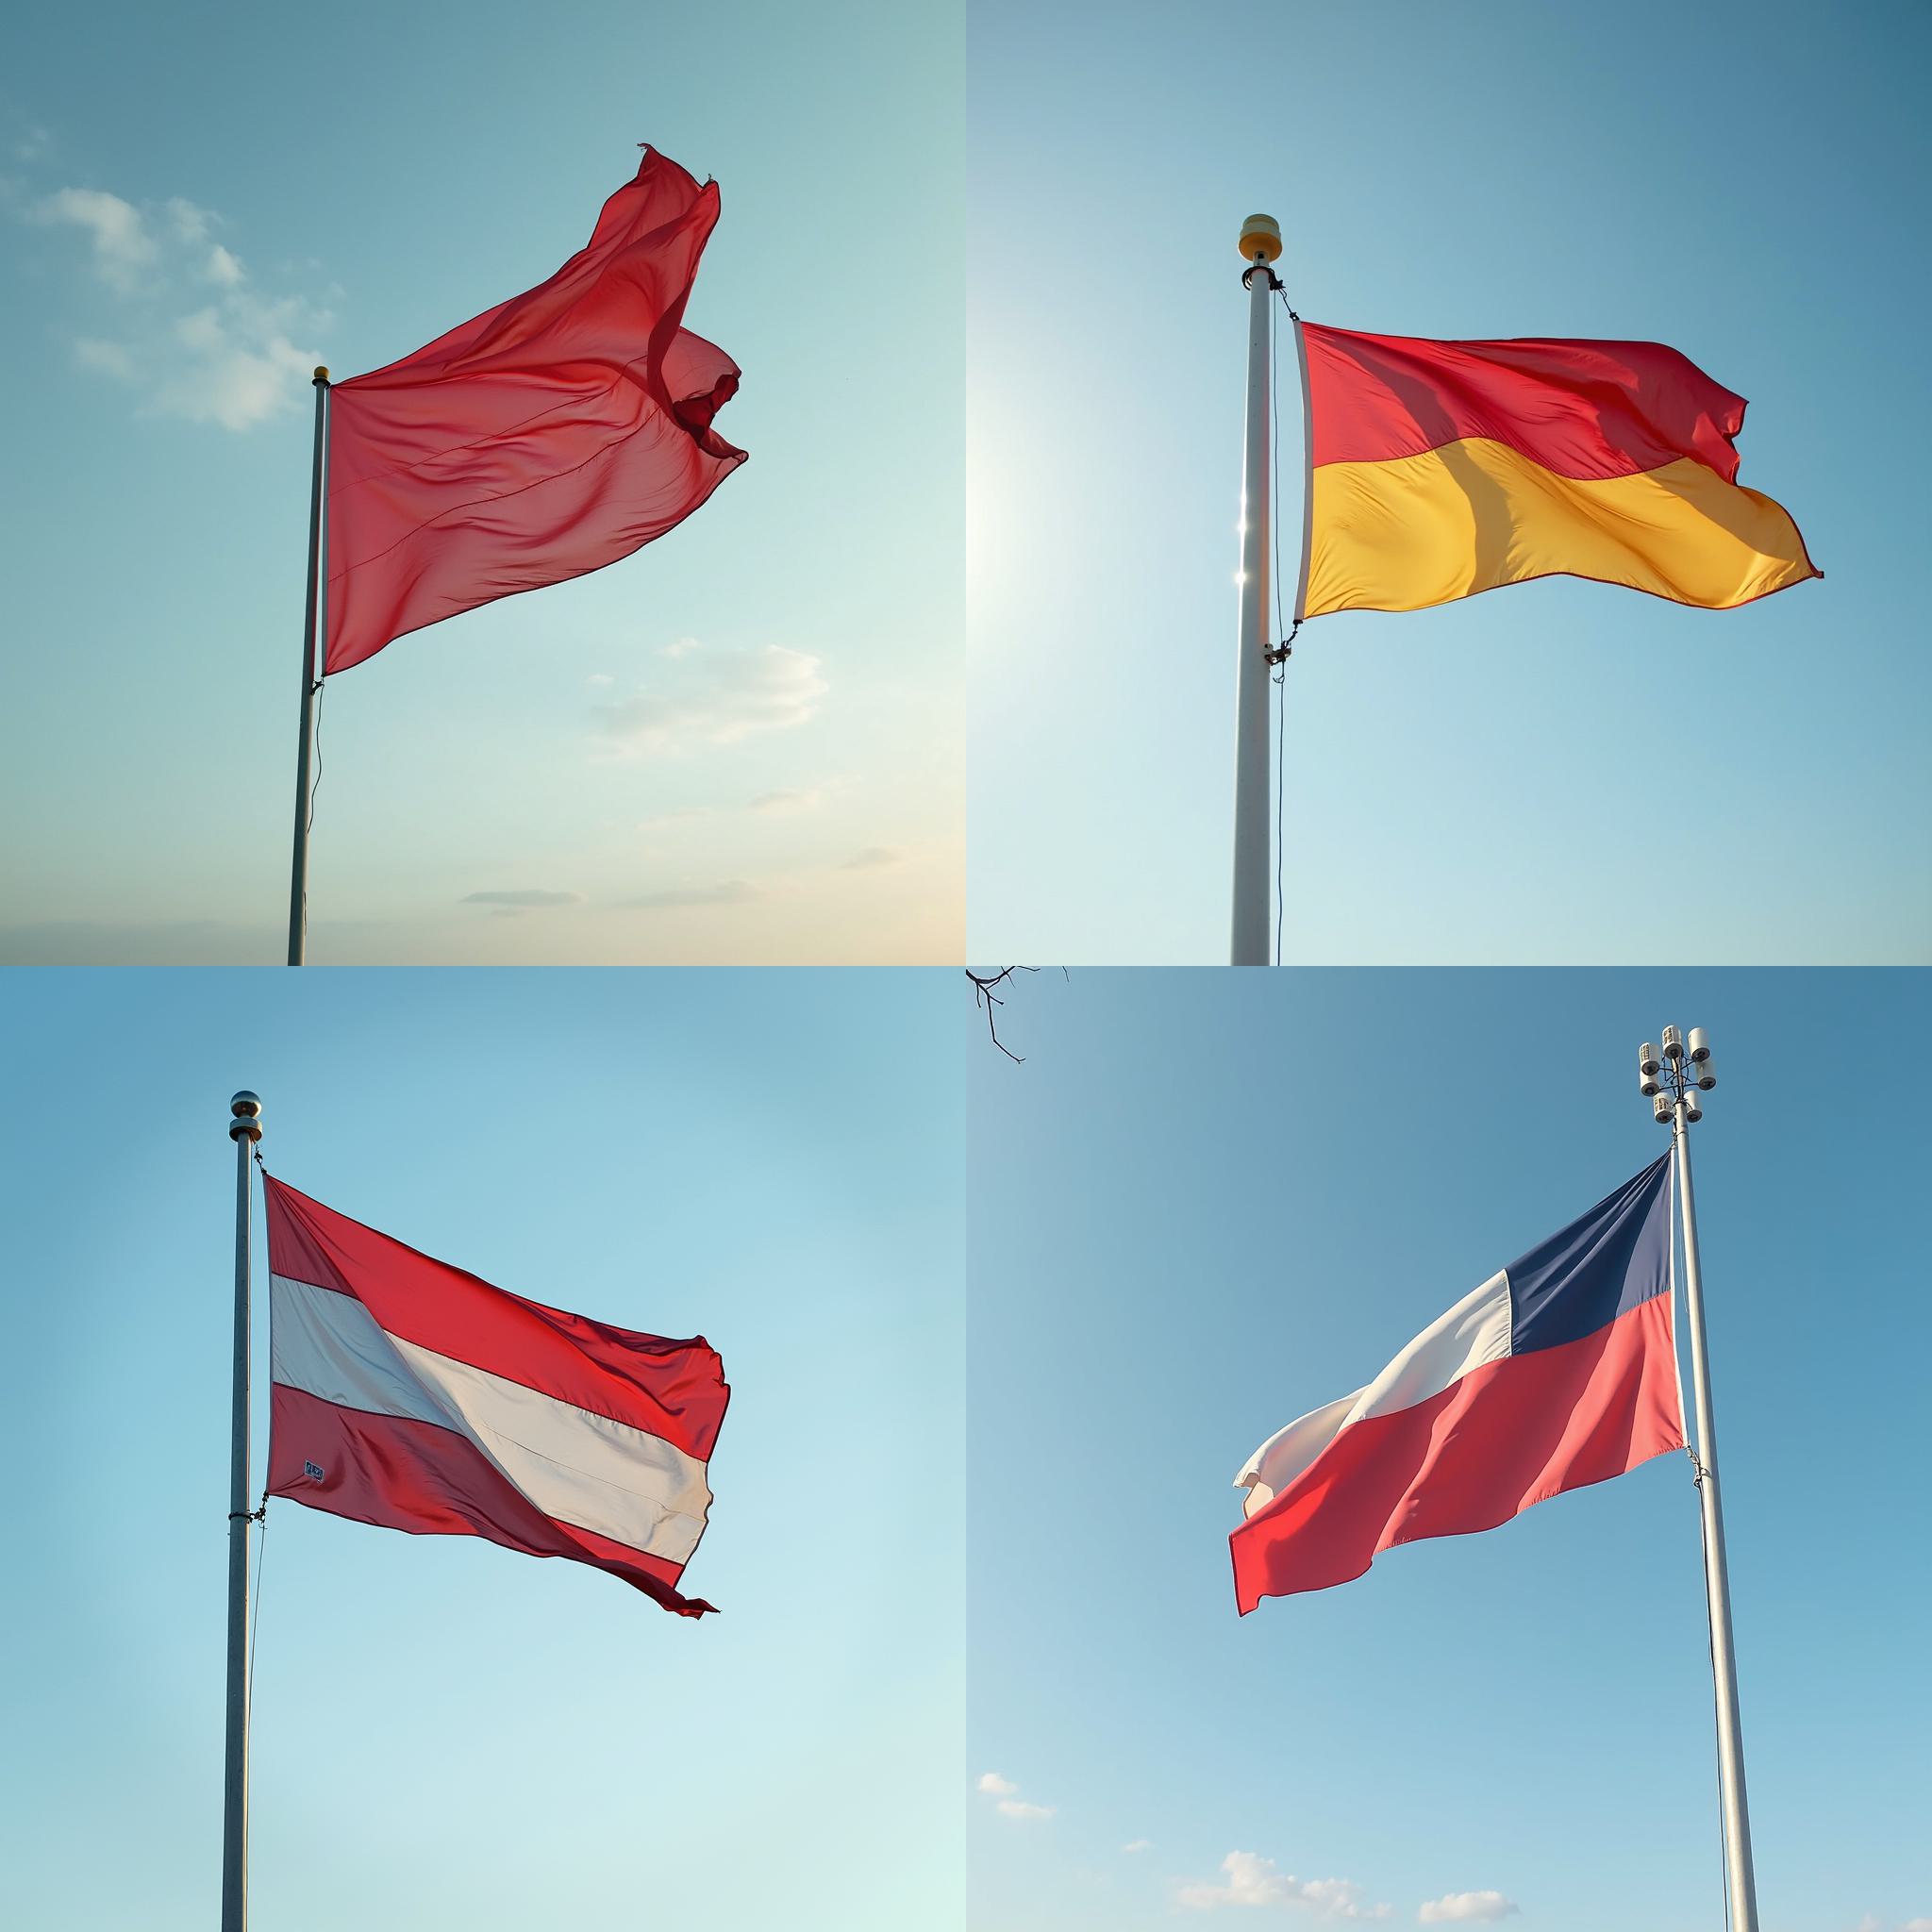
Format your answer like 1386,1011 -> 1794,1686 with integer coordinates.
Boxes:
303,1460 -> 325,1481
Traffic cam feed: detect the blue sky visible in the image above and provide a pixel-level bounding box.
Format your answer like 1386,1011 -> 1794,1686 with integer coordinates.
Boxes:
0,0 -> 961,964
0,969 -> 964,1929
968,0 -> 1932,964
967,968 -> 1928,1932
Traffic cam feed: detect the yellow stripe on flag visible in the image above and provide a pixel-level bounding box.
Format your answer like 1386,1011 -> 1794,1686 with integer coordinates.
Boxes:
1304,438 -> 1817,619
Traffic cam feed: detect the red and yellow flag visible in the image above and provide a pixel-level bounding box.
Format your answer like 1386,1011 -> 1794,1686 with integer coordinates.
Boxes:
1297,325 -> 1818,620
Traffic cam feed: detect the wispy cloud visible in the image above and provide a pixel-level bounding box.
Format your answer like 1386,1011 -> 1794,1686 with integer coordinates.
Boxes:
594,642 -> 827,758
1418,1894 -> 1519,1924
974,1771 -> 1054,1822
617,881 -> 760,910
460,889 -> 583,914
840,845 -> 905,871
1124,1839 -> 1153,1854
1178,1853 -> 1389,1919
26,181 -> 328,428
34,187 -> 157,291
74,337 -> 137,380
750,788 -> 823,814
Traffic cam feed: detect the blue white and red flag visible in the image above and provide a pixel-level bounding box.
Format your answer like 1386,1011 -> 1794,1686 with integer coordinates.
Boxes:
1231,1155 -> 1683,1612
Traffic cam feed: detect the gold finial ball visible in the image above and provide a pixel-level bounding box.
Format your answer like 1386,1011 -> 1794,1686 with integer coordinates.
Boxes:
312,365 -> 330,383
1239,214 -> 1283,264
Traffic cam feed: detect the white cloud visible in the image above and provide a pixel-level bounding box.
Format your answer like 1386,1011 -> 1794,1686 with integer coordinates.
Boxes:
975,1771 -> 1053,1821
154,296 -> 320,430
840,845 -> 905,871
35,187 -> 156,291
1418,1893 -> 1519,1924
750,788 -> 822,814
460,889 -> 582,913
164,196 -> 214,243
595,642 -> 827,758
73,338 -> 137,380
1124,1840 -> 1153,1854
29,183 -> 327,429
636,806 -> 713,832
618,881 -> 759,910
586,673 -> 615,688
1179,1853 -> 1389,1919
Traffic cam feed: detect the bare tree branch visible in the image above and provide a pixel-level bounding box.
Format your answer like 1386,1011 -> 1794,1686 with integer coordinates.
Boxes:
965,966 -> 1065,1062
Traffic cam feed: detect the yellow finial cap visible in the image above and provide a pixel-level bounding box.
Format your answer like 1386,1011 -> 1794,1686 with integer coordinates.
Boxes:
1239,214 -> 1283,264
312,365 -> 330,383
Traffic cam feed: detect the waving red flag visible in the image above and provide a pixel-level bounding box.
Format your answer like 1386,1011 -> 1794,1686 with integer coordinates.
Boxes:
323,147 -> 745,675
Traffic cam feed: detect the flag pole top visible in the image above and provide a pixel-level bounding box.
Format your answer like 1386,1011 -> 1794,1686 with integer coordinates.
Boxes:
229,1091 -> 263,1143
312,366 -> 329,385
1239,213 -> 1283,264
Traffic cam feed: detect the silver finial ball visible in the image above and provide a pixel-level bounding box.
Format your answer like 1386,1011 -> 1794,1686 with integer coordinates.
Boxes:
229,1091 -> 263,1142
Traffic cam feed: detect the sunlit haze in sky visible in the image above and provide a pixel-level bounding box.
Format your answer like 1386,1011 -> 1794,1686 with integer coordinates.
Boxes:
968,0 -> 1931,964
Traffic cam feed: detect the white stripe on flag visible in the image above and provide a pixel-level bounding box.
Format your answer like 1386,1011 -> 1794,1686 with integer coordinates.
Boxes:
1234,1269 -> 1512,1513
270,1274 -> 711,1564
1348,1268 -> 1512,1425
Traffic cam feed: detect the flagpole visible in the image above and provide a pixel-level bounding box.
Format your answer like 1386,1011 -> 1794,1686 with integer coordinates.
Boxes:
287,369 -> 330,967
1646,1028 -> 1757,1932
1231,216 -> 1282,967
223,1092 -> 263,1932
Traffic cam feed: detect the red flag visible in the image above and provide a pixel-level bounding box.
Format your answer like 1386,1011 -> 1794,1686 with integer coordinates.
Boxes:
323,147 -> 745,675
263,1174 -> 729,1616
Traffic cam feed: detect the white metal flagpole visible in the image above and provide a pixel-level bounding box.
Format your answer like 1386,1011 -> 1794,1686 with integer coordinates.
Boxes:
1641,1027 -> 1758,1931
1230,215 -> 1283,967
287,369 -> 330,967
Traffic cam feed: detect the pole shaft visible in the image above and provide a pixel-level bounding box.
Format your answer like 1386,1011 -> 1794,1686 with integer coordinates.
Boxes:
222,1128 -> 254,1932
1230,265 -> 1274,966
1290,317 -> 1314,626
1674,1105 -> 1759,1932
286,375 -> 329,967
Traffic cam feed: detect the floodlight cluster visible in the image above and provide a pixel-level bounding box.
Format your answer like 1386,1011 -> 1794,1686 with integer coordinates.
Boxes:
1637,1026 -> 1716,1125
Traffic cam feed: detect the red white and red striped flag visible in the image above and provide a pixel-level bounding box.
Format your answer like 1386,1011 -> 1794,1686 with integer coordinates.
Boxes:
263,1174 -> 727,1617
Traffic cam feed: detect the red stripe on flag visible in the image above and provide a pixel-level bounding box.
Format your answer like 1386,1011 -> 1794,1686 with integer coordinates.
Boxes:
1230,1293 -> 1682,1612
263,1176 -> 727,1460
267,1384 -> 715,1617
1303,325 -> 1750,483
